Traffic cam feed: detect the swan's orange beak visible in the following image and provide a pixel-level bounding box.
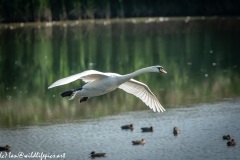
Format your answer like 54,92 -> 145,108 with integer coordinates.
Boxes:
160,68 -> 167,73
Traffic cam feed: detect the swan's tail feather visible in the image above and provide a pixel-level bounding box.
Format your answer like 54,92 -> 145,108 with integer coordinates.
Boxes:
61,90 -> 73,97
69,91 -> 77,100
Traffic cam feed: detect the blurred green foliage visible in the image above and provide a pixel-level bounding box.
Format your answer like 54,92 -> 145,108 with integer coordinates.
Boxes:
0,0 -> 240,22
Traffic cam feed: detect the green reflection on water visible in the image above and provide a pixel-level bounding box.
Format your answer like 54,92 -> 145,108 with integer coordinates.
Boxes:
0,18 -> 240,127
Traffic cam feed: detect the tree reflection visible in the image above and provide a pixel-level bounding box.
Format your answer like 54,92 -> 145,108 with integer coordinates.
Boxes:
0,18 -> 240,127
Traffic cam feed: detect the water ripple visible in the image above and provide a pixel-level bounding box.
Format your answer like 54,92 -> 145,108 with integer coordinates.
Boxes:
0,99 -> 240,160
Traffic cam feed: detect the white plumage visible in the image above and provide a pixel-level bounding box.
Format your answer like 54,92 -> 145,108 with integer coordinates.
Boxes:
48,66 -> 167,112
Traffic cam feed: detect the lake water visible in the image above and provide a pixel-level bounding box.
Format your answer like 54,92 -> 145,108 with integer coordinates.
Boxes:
0,17 -> 240,159
0,98 -> 240,160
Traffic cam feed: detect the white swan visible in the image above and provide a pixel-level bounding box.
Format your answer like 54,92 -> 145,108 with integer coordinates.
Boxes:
48,66 -> 167,112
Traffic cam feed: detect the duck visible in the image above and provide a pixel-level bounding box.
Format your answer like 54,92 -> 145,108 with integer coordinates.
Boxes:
173,127 -> 180,135
227,139 -> 236,146
0,145 -> 11,152
48,66 -> 167,112
141,126 -> 154,132
90,151 -> 106,158
121,124 -> 134,130
132,139 -> 145,145
223,135 -> 231,140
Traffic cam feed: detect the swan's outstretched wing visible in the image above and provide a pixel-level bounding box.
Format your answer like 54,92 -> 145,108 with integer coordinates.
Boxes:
48,70 -> 109,89
118,79 -> 165,112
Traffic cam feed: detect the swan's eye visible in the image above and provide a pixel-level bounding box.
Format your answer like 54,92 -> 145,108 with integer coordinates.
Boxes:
159,68 -> 167,73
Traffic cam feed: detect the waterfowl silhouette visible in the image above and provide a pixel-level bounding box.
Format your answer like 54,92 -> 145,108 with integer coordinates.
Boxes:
223,135 -> 231,140
0,145 -> 11,152
173,127 -> 180,135
227,139 -> 236,146
121,124 -> 134,130
132,139 -> 145,145
48,66 -> 167,112
90,151 -> 106,158
141,126 -> 154,132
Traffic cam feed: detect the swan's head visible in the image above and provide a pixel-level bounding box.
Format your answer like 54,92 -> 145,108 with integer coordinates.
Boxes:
156,66 -> 167,73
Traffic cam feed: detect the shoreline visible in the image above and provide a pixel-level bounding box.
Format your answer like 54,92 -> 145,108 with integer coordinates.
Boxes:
1,16 -> 239,29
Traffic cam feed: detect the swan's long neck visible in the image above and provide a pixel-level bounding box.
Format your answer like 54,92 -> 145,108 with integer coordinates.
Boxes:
122,67 -> 154,80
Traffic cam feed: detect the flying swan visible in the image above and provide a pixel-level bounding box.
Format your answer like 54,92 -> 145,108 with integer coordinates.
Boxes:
48,66 -> 167,112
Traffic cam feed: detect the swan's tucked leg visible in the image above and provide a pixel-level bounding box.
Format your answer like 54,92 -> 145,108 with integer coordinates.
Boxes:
80,97 -> 88,103
61,87 -> 82,98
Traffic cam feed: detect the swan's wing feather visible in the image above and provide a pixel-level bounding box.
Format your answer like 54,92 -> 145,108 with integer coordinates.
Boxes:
118,79 -> 165,112
48,70 -> 109,89
80,72 -> 120,83
81,74 -> 107,83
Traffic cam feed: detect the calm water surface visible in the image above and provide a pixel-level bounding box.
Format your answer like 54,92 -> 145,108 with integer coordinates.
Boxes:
0,17 -> 240,159
0,98 -> 240,160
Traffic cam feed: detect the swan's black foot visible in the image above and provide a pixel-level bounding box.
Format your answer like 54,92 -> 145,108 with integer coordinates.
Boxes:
61,90 -> 73,97
61,87 -> 82,98
80,97 -> 88,103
